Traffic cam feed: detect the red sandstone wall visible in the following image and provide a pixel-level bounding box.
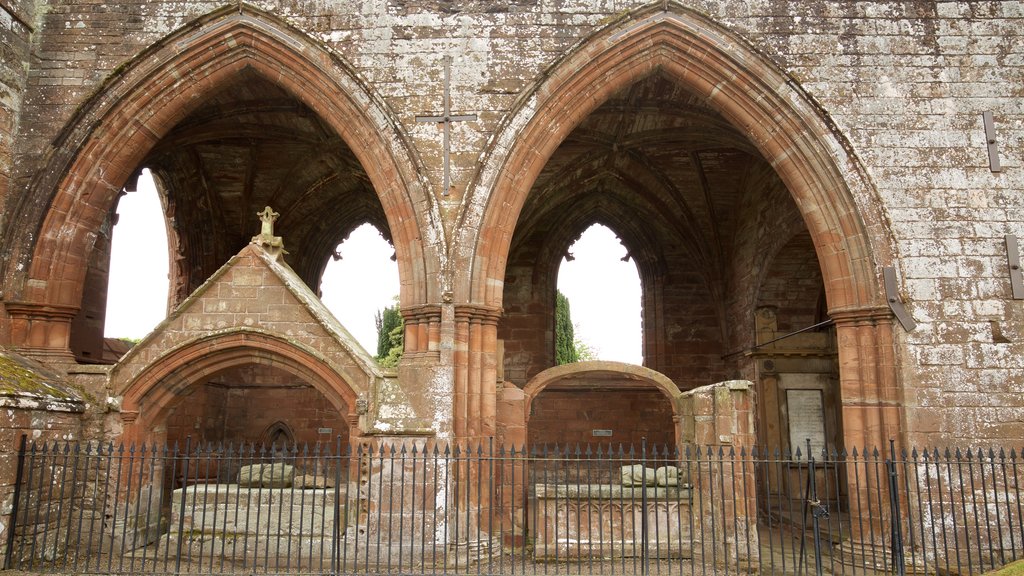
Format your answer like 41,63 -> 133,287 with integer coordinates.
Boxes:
527,389 -> 675,450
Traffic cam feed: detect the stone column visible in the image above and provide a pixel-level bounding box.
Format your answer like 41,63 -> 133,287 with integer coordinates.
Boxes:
831,306 -> 901,563
678,380 -> 758,568
452,305 -> 501,443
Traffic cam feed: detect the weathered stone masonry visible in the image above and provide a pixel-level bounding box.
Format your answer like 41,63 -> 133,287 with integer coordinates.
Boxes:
0,0 -> 1020,517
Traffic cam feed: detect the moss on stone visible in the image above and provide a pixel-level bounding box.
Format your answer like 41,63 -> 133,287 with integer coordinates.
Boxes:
0,351 -> 83,402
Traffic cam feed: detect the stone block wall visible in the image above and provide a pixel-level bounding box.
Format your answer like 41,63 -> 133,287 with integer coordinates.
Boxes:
527,388 -> 675,449
0,0 -> 1021,452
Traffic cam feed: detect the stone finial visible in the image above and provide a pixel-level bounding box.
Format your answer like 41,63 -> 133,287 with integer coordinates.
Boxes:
252,206 -> 285,252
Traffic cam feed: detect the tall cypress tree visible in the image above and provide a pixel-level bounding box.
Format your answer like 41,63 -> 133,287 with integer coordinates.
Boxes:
375,303 -> 403,359
555,290 -> 579,365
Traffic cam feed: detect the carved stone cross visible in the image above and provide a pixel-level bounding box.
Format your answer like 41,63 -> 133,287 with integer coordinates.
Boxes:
257,206 -> 279,236
416,56 -> 477,196
253,205 -> 284,251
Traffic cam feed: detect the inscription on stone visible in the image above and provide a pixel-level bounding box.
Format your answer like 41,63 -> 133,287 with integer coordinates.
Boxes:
786,389 -> 826,459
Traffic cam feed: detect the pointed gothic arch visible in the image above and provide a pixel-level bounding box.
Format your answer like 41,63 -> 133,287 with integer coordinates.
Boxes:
464,7 -> 893,309
462,6 -> 903,449
4,5 -> 436,357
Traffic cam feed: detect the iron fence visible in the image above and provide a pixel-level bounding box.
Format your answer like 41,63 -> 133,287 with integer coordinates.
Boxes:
5,437 -> 1024,575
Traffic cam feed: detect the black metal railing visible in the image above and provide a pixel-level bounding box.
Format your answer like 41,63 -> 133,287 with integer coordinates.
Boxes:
5,437 -> 1024,575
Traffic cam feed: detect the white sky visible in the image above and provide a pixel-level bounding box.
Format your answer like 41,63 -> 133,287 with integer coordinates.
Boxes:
106,172 -> 642,362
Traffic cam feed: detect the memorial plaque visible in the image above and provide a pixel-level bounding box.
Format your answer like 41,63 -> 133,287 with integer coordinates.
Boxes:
786,389 -> 826,459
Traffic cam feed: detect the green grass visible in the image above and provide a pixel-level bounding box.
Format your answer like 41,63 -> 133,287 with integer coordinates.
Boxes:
988,559 -> 1024,576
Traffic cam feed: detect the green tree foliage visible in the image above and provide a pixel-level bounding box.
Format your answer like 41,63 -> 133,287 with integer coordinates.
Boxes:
379,323 -> 404,368
573,327 -> 598,361
375,303 -> 403,358
375,300 -> 404,367
555,290 -> 579,365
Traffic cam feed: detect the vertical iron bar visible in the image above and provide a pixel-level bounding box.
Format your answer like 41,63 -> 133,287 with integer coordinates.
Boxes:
51,442 -> 70,572
950,448 -> 974,573
925,449 -> 944,576
385,445 -> 395,575
40,442 -> 59,570
979,448 -> 995,570
897,449 -> 915,575
174,437 -> 191,575
999,449 -> 1015,562
642,438 -> 650,576
122,438 -> 139,569
21,441 -> 39,571
911,449 -> 929,575
740,447 -> 752,576
947,449 -> 964,576
3,434 -> 27,570
985,449 -> 1002,568
1011,449 -> 1024,559
809,443 -> 824,576
488,439 -> 494,574
867,448 -> 883,571
419,443 -> 427,571
696,446 -> 707,576
965,449 -> 981,575
887,441 -> 905,576
375,444 -> 385,571
762,448 -> 777,576
63,441 -> 81,573
401,443 -> 409,574
728,446 -> 738,573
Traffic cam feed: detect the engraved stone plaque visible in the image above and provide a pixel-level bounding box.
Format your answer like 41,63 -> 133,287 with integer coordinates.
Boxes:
786,389 -> 826,459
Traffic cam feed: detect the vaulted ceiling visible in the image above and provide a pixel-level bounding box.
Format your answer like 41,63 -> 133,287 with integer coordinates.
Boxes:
142,69 -> 390,299
509,72 -> 802,293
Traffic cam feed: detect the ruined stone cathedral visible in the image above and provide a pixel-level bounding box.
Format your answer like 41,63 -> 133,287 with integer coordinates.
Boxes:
0,0 -> 1021,469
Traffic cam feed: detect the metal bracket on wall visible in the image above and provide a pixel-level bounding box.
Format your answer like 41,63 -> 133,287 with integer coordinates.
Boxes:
883,267 -> 916,331
983,111 -> 1001,173
1006,235 -> 1024,299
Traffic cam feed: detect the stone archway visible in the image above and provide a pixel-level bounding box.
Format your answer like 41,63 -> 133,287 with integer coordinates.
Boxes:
4,5 -> 437,360
114,331 -> 362,447
521,361 -> 682,449
461,6 -> 901,451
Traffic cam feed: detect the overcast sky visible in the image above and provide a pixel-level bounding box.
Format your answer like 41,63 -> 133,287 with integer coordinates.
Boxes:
105,171 -> 642,363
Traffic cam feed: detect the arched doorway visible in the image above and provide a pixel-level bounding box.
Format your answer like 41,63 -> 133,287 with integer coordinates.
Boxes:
465,7 -> 900,453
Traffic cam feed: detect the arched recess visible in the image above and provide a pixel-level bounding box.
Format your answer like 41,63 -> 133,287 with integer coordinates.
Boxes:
3,4 -> 436,356
463,7 -> 892,310
114,331 -> 363,444
462,6 -> 902,449
501,194 -> 665,384
523,361 -> 682,448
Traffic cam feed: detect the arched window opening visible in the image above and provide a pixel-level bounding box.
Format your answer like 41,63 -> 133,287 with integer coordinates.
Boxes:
104,169 -> 170,343
320,223 -> 401,355
556,224 -> 642,365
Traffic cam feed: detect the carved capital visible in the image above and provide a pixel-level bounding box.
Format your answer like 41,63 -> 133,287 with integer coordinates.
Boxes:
454,304 -> 502,325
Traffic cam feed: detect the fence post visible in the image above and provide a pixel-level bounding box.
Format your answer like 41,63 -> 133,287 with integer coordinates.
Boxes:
641,437 -> 649,576
174,436 -> 191,575
887,440 -> 906,576
808,443 -> 824,576
3,435 -> 27,570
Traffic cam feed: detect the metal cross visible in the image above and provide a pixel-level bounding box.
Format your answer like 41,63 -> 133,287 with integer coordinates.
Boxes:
416,56 -> 477,196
